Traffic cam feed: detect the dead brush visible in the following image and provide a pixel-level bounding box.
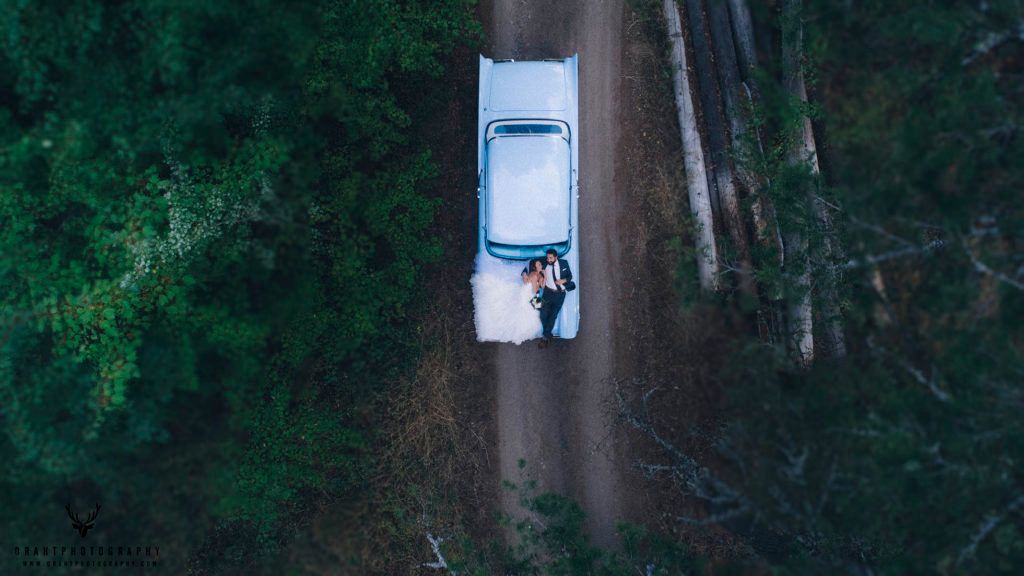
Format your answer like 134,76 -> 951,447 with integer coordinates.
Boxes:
358,285 -> 491,573
381,302 -> 461,484
297,305 -> 473,574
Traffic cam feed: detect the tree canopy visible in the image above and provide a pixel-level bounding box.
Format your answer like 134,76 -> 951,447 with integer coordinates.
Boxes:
0,0 -> 477,571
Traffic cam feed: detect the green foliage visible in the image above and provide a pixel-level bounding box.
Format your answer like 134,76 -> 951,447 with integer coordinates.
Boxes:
0,0 -> 478,571
696,1 -> 1024,573
445,477 -> 700,575
733,60 -> 830,310
801,2 -> 1024,568
709,339 -> 1024,573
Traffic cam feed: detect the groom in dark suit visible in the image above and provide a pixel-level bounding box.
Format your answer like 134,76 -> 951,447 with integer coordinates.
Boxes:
539,248 -> 573,348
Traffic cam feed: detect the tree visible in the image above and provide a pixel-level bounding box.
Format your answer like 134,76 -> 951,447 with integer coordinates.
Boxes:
644,0 -> 1024,572
0,0 -> 478,571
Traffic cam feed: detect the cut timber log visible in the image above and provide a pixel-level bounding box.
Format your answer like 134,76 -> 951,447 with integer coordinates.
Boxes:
781,0 -> 847,359
682,0 -> 756,297
705,0 -> 746,161
726,0 -> 784,274
663,0 -> 720,292
727,0 -> 758,75
706,0 -> 783,285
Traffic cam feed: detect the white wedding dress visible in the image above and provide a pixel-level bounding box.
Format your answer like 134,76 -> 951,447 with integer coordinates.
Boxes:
471,255 -> 543,344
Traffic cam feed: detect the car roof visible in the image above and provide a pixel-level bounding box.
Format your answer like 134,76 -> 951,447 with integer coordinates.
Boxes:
486,136 -> 570,246
488,61 -> 567,111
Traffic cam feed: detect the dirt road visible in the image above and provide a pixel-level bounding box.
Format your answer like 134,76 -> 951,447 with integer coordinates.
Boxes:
480,0 -> 633,548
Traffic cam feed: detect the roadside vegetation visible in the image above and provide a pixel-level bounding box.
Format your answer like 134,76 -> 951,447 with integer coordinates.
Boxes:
617,0 -> 1024,573
3,0 -> 1020,574
0,1 -> 478,572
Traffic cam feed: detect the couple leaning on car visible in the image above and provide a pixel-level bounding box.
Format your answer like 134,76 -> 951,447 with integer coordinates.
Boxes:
520,249 -> 575,348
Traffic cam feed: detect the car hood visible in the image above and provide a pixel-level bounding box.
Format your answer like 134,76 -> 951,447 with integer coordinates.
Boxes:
486,136 -> 570,246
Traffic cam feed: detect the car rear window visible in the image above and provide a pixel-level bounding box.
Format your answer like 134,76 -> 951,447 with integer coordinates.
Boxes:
494,124 -> 563,135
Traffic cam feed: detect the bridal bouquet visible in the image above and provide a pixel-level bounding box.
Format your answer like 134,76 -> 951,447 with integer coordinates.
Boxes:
530,295 -> 543,310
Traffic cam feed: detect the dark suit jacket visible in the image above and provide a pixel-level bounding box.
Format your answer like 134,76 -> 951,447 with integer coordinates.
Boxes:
553,258 -> 573,284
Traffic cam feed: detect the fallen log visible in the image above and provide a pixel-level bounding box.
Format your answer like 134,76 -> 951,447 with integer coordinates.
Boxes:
663,0 -> 720,292
726,0 -> 784,274
727,0 -> 758,76
682,0 -> 756,297
705,0 -> 746,163
706,0 -> 784,286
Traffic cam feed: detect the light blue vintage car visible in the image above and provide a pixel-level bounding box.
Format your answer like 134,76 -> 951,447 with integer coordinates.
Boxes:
478,55 -> 579,339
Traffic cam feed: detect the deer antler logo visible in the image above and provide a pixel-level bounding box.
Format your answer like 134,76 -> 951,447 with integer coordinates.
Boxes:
65,504 -> 101,538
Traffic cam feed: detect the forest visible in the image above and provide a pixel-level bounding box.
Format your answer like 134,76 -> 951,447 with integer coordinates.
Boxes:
639,0 -> 1024,573
0,0 -> 479,572
1,0 -> 1021,574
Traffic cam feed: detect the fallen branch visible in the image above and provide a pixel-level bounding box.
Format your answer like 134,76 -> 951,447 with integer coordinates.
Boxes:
846,213 -> 916,249
421,532 -> 453,572
893,357 -> 952,403
617,384 -> 747,521
866,337 -> 953,403
676,505 -> 750,526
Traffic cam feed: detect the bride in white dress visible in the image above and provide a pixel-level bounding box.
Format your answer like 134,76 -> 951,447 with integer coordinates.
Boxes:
471,257 -> 545,344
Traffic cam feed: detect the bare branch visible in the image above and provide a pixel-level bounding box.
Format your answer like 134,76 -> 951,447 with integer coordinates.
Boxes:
677,504 -> 750,526
962,22 -> 1024,66
843,239 -> 945,270
889,354 -> 953,403
961,236 -> 1024,291
846,214 -> 916,248
957,494 -> 1024,566
421,532 -> 452,573
617,384 -> 746,512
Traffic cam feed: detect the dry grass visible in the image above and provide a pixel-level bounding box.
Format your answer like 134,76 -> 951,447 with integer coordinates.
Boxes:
364,291 -> 492,574
380,309 -> 465,485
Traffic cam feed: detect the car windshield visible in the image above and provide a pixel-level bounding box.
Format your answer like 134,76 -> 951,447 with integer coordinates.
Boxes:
486,136 -> 570,246
494,124 -> 563,135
